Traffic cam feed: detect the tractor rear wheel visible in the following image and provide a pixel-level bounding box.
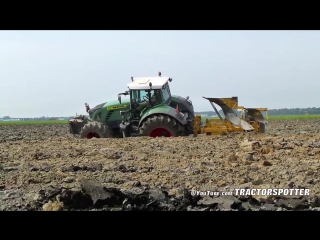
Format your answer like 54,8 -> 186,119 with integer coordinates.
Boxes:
139,115 -> 186,137
79,121 -> 112,139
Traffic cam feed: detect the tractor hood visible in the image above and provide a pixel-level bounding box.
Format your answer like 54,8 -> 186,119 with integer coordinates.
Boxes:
88,102 -> 107,116
102,98 -> 130,110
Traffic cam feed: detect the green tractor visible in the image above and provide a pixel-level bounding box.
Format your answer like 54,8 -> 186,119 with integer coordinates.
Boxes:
69,73 -> 195,138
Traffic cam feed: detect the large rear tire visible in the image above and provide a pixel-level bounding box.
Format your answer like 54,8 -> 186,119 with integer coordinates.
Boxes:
139,115 -> 186,137
80,121 -> 112,139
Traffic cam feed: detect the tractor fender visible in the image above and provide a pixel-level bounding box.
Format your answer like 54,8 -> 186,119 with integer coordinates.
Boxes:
139,107 -> 188,127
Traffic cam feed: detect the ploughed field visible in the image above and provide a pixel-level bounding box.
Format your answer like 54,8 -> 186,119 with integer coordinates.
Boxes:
1,119 -> 320,211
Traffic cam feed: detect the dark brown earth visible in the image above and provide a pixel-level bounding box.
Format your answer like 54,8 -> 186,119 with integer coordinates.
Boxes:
1,119 -> 320,211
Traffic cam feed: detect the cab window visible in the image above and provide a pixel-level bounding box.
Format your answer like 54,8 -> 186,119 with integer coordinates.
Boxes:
131,89 -> 161,105
162,83 -> 171,103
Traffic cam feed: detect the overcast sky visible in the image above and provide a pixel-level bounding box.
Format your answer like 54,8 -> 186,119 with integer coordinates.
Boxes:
1,30 -> 320,118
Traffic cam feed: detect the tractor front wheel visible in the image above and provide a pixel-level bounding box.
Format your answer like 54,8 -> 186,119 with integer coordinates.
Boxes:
139,115 -> 186,137
80,121 -> 112,139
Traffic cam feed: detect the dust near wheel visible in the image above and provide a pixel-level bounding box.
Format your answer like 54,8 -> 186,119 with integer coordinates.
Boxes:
259,122 -> 266,133
79,121 -> 113,139
139,114 -> 186,137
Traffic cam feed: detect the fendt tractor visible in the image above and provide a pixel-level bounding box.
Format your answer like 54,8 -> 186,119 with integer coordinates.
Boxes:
69,72 -> 268,139
69,72 -> 195,138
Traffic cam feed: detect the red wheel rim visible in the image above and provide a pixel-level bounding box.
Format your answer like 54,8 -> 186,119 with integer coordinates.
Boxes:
85,132 -> 99,139
149,128 -> 172,137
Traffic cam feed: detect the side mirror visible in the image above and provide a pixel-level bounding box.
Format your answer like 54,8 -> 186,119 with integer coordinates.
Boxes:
120,111 -> 126,116
118,94 -> 121,104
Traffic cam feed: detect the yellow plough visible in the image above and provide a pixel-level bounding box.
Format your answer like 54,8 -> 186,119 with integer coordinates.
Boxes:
193,97 -> 268,136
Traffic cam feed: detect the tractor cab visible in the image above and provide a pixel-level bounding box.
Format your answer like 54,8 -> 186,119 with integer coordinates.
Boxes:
129,81 -> 171,118
129,88 -> 162,119
117,73 -> 174,137
118,75 -> 173,118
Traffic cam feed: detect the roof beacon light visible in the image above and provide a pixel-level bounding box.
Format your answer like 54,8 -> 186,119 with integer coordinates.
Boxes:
158,71 -> 161,77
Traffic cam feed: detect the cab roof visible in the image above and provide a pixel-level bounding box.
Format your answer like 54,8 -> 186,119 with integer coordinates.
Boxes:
127,76 -> 172,90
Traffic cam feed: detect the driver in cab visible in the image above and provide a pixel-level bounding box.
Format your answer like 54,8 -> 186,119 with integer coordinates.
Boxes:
138,90 -> 161,111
